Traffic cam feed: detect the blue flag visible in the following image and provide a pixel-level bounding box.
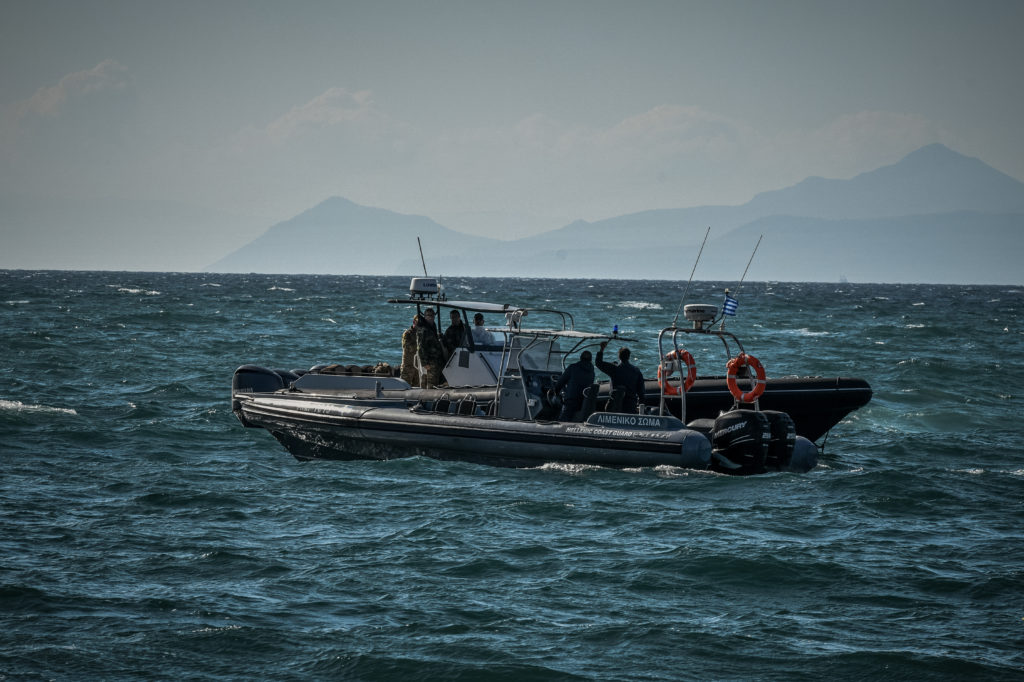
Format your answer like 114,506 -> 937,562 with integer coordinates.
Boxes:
723,295 -> 738,317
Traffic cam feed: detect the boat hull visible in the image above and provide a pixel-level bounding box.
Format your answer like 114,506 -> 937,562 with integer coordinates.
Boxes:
643,376 -> 872,442
236,393 -> 713,470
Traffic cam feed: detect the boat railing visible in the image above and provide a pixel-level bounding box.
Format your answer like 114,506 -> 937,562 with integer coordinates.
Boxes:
491,331 -> 551,420
656,325 -> 745,418
490,328 -> 638,421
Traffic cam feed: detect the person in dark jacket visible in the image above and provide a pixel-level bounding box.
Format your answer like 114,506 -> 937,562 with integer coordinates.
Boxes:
553,350 -> 595,421
442,309 -> 468,359
596,341 -> 645,413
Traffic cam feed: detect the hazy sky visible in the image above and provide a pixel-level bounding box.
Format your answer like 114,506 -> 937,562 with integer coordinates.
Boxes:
2,0 -> 1023,263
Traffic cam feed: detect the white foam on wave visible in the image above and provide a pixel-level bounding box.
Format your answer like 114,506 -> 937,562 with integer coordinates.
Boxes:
117,287 -> 160,296
536,461 -> 602,475
618,301 -> 663,310
268,286 -> 295,292
5,300 -> 30,305
653,464 -> 695,478
0,399 -> 78,416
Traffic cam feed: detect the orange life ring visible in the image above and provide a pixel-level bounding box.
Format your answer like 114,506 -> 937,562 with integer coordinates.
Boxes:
658,349 -> 696,395
726,353 -> 767,403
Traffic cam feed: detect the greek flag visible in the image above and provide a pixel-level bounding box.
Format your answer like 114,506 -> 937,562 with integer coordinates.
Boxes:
723,294 -> 738,316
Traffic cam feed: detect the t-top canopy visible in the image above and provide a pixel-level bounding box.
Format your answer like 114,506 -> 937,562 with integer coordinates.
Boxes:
386,298 -> 521,314
512,328 -> 637,342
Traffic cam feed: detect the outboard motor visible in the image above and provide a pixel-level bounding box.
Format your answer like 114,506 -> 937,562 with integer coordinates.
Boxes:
710,409 -> 769,475
232,365 -> 293,423
761,410 -> 796,471
232,365 -> 291,394
788,436 -> 819,473
272,368 -> 302,384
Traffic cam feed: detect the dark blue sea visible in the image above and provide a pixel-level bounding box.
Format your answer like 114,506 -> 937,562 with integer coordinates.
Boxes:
2,270 -> 1022,680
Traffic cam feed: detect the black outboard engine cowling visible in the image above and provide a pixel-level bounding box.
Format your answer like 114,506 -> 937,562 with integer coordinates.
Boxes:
272,368 -> 302,385
761,410 -> 796,471
232,365 -> 290,395
789,436 -> 819,473
232,365 -> 293,424
710,409 -> 769,475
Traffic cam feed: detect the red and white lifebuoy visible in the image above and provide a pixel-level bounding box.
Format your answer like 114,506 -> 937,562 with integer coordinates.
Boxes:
658,349 -> 696,396
726,353 -> 767,403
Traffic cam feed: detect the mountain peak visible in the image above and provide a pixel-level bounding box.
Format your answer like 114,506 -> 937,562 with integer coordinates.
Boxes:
208,144 -> 1024,283
746,144 -> 1024,219
899,142 -> 962,164
317,195 -> 358,209
291,196 -> 370,222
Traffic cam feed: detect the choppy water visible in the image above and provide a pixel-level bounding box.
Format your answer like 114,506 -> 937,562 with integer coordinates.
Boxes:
2,270 -> 1023,680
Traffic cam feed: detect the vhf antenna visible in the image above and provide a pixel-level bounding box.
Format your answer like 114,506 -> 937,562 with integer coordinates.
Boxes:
671,226 -> 711,327
719,234 -> 762,331
417,236 -> 429,276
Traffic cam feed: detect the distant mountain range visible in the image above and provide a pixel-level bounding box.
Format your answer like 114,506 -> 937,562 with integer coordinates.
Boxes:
207,144 -> 1024,284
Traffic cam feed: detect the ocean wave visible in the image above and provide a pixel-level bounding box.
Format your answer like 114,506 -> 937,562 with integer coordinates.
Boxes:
0,399 -> 77,416
535,461 -> 604,475
116,287 -> 161,296
3,272 -> 1023,681
618,301 -> 663,310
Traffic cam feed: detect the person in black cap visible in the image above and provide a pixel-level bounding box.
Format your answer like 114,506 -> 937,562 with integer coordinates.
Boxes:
597,341 -> 645,413
553,350 -> 595,421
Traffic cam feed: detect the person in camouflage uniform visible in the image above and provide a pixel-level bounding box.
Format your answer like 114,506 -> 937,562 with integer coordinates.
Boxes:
415,308 -> 447,387
400,315 -> 420,385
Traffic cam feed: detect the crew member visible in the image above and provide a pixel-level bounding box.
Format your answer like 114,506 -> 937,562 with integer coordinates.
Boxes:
415,307 -> 447,387
597,341 -> 645,413
471,312 -> 494,346
399,315 -> 419,385
553,350 -> 595,422
442,309 -> 468,359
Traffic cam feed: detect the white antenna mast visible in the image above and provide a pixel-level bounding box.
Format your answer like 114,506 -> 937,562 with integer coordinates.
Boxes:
719,234 -> 762,331
671,226 -> 711,327
417,237 -> 429,276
